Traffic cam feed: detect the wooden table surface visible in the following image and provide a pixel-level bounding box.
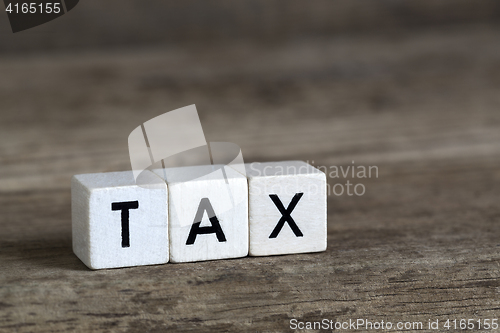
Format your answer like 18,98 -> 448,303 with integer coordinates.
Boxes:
1,24 -> 500,332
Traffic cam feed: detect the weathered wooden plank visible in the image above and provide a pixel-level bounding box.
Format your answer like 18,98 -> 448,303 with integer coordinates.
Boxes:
1,25 -> 500,332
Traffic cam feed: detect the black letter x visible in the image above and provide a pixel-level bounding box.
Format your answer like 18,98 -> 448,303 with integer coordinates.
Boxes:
269,193 -> 304,238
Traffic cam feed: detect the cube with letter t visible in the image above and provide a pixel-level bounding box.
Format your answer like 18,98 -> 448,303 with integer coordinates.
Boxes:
153,164 -> 248,263
71,171 -> 169,269
243,161 -> 327,256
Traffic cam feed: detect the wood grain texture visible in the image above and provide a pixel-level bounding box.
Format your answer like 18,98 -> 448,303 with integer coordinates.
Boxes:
2,0 -> 500,54
1,24 -> 500,332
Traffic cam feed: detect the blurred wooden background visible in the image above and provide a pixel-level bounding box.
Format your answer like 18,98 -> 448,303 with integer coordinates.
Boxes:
1,0 -> 500,53
1,1 -> 500,332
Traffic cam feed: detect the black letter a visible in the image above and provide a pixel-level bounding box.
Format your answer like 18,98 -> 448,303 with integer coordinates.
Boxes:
186,198 -> 226,245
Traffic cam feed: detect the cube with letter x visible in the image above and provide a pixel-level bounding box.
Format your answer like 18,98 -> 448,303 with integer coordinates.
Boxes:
243,161 -> 327,256
71,171 -> 168,269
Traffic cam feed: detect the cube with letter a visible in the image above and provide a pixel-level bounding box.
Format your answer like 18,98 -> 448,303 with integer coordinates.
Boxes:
71,170 -> 168,269
153,164 -> 248,263
243,161 -> 327,256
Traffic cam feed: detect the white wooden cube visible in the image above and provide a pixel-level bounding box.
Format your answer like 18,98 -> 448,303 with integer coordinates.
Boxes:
153,165 -> 248,263
242,161 -> 327,256
71,171 -> 169,269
